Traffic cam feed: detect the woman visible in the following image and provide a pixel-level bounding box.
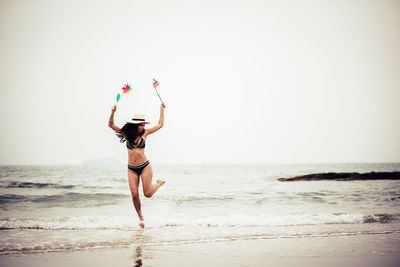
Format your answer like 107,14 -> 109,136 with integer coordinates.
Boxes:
108,103 -> 166,228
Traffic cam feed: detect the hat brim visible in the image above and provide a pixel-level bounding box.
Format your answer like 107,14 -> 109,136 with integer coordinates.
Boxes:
127,121 -> 150,124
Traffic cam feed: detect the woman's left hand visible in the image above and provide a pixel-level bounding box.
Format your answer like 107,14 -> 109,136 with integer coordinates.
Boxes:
161,103 -> 166,109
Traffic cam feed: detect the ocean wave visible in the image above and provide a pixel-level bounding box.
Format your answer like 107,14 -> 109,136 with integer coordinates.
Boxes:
362,214 -> 395,223
0,238 -> 136,255
186,213 -> 398,227
0,213 -> 397,230
0,216 -> 136,230
1,229 -> 400,255
0,181 -> 75,189
0,192 -> 128,207
173,195 -> 235,204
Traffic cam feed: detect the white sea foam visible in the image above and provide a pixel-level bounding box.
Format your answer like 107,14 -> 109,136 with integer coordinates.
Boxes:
0,212 -> 393,230
0,216 -> 137,230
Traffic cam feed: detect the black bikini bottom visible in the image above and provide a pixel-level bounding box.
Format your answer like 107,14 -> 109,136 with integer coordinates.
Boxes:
128,161 -> 150,176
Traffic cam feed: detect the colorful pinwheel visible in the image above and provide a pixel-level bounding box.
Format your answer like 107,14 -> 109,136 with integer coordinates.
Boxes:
152,78 -> 164,104
116,83 -> 132,104
122,83 -> 132,94
153,79 -> 159,89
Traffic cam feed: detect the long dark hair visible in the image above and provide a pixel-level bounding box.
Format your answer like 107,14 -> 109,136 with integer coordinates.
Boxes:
116,123 -> 144,144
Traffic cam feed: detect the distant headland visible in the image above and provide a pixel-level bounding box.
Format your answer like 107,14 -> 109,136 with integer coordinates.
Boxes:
82,158 -> 123,166
278,172 -> 400,181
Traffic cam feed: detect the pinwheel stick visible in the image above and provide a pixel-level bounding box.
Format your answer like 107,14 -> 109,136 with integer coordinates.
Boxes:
154,87 -> 164,104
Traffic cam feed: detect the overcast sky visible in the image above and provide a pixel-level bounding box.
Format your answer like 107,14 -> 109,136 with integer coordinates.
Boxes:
1,0 -> 399,165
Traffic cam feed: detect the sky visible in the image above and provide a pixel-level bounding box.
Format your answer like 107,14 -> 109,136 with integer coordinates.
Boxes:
0,0 -> 399,165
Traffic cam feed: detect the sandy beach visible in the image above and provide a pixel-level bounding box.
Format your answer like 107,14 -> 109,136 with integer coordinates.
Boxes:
1,231 -> 399,267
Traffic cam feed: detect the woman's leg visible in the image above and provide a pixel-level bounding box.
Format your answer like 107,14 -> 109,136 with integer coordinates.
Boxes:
127,169 -> 144,226
141,164 -> 165,198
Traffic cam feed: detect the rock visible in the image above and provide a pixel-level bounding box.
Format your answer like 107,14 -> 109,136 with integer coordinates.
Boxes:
277,172 -> 400,181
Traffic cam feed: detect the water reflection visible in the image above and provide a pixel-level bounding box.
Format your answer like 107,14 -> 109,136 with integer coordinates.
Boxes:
132,230 -> 152,267
133,246 -> 143,267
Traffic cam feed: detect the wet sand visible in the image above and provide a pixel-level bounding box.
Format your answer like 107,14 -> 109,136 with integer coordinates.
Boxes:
1,232 -> 400,267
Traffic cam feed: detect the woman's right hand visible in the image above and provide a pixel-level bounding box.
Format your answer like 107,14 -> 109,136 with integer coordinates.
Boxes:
111,105 -> 117,112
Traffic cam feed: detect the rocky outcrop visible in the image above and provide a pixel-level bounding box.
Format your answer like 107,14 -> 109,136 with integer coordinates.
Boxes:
277,172 -> 400,181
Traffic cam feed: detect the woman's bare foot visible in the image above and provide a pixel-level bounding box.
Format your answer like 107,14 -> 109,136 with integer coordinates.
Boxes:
157,180 -> 166,186
139,220 -> 145,229
139,215 -> 145,228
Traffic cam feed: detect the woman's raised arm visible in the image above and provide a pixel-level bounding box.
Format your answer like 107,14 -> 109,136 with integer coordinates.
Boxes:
144,103 -> 166,136
108,105 -> 121,132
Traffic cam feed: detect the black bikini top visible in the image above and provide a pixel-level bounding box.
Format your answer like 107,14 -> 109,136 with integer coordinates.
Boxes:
127,137 -> 145,149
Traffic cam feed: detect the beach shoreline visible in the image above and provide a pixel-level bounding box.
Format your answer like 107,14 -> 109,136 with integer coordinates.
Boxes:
1,231 -> 399,267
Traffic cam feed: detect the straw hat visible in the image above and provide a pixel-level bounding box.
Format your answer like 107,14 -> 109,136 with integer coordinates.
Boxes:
127,114 -> 150,124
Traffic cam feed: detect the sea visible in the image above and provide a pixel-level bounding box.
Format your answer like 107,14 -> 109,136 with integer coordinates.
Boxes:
1,163 -> 400,255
